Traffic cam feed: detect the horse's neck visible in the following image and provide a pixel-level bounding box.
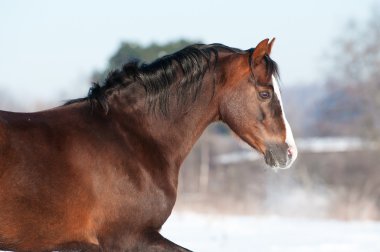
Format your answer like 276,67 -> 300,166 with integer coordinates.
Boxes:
112,81 -> 219,168
148,88 -> 218,167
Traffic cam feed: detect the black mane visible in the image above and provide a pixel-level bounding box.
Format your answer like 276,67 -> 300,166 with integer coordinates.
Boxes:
66,44 -> 279,114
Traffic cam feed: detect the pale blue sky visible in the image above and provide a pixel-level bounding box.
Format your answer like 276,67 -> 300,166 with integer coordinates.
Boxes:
0,0 -> 377,108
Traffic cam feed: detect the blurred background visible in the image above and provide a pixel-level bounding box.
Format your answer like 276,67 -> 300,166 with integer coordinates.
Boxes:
1,0 -> 380,251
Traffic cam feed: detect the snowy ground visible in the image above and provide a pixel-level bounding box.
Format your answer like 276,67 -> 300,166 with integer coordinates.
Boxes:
161,212 -> 380,252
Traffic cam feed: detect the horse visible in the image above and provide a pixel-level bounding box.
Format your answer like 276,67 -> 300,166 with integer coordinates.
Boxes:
0,38 -> 297,252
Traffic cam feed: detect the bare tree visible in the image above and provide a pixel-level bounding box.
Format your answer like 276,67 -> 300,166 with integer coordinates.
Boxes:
316,6 -> 380,141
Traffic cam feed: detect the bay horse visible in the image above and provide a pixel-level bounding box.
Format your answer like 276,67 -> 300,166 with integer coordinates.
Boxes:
0,38 -> 297,252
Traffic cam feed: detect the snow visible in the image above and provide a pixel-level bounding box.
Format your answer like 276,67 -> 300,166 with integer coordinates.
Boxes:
1,212 -> 379,251
295,137 -> 370,153
214,150 -> 261,164
161,212 -> 380,252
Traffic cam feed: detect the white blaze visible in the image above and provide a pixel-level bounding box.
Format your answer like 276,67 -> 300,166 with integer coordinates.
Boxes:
272,76 -> 298,168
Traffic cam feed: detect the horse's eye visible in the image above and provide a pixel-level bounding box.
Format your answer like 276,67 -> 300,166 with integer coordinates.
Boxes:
259,91 -> 271,100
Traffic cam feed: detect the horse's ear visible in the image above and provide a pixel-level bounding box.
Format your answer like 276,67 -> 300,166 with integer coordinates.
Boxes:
253,38 -> 269,66
268,37 -> 275,55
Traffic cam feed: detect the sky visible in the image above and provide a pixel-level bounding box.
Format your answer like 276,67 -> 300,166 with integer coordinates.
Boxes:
0,0 -> 377,109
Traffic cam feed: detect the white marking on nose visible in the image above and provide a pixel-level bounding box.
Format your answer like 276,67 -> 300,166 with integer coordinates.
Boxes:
272,76 -> 298,168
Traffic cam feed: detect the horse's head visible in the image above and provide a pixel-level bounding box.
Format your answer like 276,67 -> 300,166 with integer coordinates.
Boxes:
219,38 -> 297,169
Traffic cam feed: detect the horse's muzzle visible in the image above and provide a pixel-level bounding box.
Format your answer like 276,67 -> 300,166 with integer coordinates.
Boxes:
264,142 -> 297,169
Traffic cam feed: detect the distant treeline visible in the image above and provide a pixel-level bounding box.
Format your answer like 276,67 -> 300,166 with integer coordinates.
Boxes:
91,39 -> 200,85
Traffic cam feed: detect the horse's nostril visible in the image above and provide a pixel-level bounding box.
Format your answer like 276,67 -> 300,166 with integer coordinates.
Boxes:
287,148 -> 293,159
